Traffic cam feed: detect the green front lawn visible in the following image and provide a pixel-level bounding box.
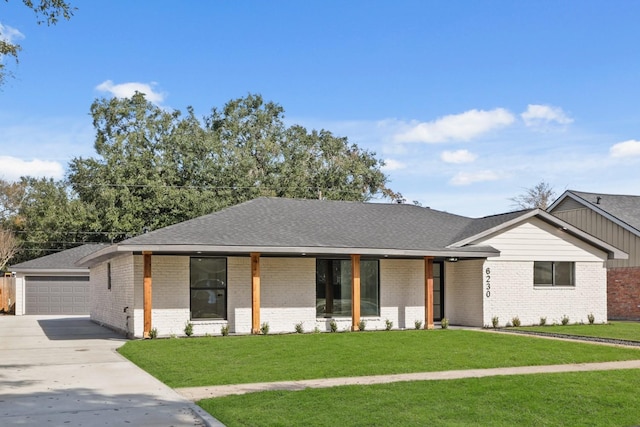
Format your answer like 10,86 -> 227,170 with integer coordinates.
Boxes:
118,329 -> 640,388
514,321 -> 640,341
200,369 -> 640,427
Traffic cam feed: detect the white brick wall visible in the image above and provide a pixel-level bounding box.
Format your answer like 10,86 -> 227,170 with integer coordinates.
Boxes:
90,254 -> 135,335
445,259 -> 484,327
379,259 -> 424,330
483,260 -> 607,326
89,249 -> 608,336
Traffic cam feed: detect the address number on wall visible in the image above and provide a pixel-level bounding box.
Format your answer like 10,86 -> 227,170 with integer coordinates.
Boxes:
485,267 -> 491,298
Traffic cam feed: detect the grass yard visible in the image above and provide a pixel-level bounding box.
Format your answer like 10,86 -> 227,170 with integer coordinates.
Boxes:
200,369 -> 640,427
118,329 -> 640,388
514,320 -> 640,342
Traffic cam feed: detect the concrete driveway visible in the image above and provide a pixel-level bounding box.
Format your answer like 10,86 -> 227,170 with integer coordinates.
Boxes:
0,315 -> 219,426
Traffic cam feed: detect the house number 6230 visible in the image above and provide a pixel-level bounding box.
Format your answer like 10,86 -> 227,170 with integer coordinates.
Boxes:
485,267 -> 491,298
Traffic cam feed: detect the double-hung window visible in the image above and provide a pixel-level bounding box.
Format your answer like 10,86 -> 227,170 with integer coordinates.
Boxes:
534,261 -> 574,287
316,259 -> 379,317
190,257 -> 227,319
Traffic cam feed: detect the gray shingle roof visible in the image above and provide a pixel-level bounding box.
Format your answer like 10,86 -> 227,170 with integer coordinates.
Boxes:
450,209 -> 534,244
11,244 -> 108,271
77,197 -> 626,266
567,190 -> 640,232
119,197 -> 529,253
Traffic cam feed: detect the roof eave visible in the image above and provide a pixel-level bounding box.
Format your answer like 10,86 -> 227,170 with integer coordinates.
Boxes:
79,243 -> 500,265
11,268 -> 88,275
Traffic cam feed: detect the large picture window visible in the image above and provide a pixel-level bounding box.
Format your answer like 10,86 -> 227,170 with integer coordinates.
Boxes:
316,259 -> 379,317
190,257 -> 227,319
534,261 -> 574,287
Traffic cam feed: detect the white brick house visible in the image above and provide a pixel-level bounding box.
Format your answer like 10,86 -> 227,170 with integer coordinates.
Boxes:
78,198 -> 625,337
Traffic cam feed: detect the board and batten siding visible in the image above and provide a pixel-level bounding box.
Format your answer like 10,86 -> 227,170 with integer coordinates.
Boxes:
552,208 -> 640,268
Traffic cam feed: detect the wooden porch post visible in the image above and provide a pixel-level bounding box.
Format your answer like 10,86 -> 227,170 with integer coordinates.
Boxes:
251,253 -> 261,334
351,254 -> 361,331
425,256 -> 434,330
143,251 -> 152,338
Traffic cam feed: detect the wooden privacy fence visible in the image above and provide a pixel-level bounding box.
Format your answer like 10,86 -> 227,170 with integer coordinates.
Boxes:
0,276 -> 16,314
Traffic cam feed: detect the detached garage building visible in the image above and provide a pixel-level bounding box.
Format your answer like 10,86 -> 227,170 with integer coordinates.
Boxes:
11,244 -> 106,315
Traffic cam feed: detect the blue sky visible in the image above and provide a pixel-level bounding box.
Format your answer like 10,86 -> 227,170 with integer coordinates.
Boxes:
1,1 -> 640,217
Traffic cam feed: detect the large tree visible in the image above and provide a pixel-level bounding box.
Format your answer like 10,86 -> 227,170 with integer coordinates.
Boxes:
68,93 -> 399,241
8,177 -> 96,263
1,0 -> 74,85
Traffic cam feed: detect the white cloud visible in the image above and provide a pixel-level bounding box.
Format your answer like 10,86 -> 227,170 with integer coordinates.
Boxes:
521,104 -> 573,127
441,149 -> 477,164
609,139 -> 640,158
0,23 -> 24,45
96,80 -> 165,104
450,170 -> 500,186
393,108 -> 515,143
381,159 -> 405,171
0,156 -> 64,181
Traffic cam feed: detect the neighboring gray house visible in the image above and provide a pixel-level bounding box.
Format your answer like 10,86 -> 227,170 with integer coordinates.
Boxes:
78,197 -> 624,338
11,244 -> 106,315
549,190 -> 640,320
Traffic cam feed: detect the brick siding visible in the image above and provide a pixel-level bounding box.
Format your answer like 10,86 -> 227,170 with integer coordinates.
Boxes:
608,267 -> 640,320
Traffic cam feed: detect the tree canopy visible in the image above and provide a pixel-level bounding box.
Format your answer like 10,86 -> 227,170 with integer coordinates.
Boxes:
4,93 -> 399,262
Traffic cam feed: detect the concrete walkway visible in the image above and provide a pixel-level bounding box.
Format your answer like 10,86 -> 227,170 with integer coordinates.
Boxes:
0,315 -> 221,427
176,359 -> 640,401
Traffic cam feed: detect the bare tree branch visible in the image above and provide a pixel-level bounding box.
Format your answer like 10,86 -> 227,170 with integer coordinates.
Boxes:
510,181 -> 556,210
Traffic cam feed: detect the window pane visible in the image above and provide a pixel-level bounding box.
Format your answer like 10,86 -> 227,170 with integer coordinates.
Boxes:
361,260 -> 379,316
191,258 -> 226,288
334,260 -> 352,316
191,258 -> 227,319
534,261 -> 553,285
555,262 -> 574,286
317,259 -> 380,318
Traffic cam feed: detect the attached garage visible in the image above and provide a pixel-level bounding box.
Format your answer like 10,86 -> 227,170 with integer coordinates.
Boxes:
24,275 -> 90,315
10,244 -> 106,316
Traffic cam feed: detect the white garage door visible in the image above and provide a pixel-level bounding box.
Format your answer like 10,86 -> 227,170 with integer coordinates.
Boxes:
25,276 -> 90,315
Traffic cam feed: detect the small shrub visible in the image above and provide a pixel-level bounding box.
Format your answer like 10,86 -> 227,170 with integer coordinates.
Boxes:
184,322 -> 194,337
385,319 -> 393,331
313,326 -> 321,334
441,318 -> 449,329
539,317 -> 547,326
295,322 -> 304,334
561,315 -> 570,326
492,316 -> 499,328
149,327 -> 158,339
414,319 -> 423,330
221,325 -> 229,336
358,319 -> 366,331
328,319 -> 338,332
587,313 -> 595,325
260,322 -> 270,335
511,316 -> 521,327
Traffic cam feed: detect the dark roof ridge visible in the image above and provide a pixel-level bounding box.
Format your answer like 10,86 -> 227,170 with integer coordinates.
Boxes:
568,189 -> 640,198
475,208 -> 534,220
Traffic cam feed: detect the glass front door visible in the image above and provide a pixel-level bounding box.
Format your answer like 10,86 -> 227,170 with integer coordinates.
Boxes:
433,261 -> 444,321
